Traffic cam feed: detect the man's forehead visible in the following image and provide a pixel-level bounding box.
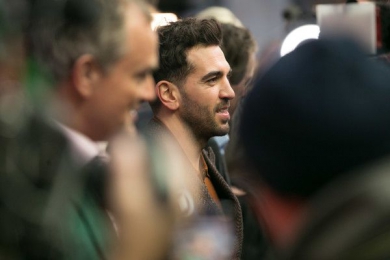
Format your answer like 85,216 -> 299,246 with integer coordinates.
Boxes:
187,45 -> 230,74
125,2 -> 148,27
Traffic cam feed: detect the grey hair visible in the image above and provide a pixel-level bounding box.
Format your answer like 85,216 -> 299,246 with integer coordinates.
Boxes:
28,0 -> 150,83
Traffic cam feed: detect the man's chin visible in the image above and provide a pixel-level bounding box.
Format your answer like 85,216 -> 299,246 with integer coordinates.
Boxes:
215,124 -> 230,136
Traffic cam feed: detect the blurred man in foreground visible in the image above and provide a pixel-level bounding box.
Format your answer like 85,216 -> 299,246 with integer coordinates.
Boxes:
29,0 -> 157,141
0,0 -> 179,258
240,38 -> 390,259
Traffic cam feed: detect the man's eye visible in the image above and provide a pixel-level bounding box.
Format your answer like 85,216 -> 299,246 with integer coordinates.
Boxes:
136,72 -> 147,80
207,77 -> 217,84
135,71 -> 152,83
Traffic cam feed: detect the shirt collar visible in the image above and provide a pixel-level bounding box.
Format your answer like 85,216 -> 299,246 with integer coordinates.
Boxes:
55,122 -> 101,165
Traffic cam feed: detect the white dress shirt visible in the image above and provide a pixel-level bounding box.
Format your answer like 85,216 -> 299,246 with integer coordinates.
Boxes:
55,122 -> 104,166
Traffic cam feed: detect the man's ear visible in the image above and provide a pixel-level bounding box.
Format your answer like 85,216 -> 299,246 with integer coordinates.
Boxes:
156,80 -> 180,110
71,54 -> 101,99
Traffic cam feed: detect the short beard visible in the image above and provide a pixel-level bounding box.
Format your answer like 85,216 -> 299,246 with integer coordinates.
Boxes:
179,89 -> 230,145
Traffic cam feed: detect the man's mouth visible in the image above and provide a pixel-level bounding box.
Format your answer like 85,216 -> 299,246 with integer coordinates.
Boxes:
216,101 -> 230,113
217,106 -> 229,114
216,105 -> 230,120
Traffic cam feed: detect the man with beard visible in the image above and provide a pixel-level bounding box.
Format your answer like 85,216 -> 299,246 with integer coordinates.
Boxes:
146,18 -> 243,259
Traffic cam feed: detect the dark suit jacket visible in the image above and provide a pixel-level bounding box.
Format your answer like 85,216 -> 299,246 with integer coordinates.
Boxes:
0,108 -> 113,259
144,117 -> 243,259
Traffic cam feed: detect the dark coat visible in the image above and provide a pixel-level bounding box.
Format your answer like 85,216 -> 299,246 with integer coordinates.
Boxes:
144,117 -> 243,260
0,108 -> 113,259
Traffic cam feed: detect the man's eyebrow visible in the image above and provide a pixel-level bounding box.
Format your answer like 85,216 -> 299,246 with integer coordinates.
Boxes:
135,66 -> 158,76
201,71 -> 222,81
200,71 -> 223,82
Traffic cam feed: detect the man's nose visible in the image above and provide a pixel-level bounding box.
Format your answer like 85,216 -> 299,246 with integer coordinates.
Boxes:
219,77 -> 235,100
140,77 -> 156,102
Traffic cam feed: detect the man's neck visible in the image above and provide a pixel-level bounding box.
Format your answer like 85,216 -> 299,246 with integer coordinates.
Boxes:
50,90 -> 105,164
50,87 -> 97,141
155,114 -> 204,174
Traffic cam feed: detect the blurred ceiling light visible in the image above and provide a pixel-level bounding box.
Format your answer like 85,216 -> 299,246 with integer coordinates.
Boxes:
280,24 -> 320,57
151,13 -> 178,30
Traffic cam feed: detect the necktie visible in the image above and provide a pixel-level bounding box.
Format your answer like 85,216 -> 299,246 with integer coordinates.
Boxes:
83,155 -> 109,209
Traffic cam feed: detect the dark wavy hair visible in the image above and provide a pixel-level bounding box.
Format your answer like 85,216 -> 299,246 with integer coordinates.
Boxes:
154,18 -> 222,84
151,18 -> 222,111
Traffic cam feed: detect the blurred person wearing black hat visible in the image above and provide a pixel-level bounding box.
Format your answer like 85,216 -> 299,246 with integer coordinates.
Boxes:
240,38 -> 390,259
